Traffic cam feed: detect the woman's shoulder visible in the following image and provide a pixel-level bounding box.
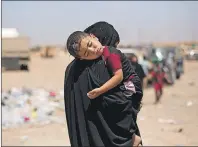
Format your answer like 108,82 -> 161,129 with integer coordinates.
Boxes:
65,59 -> 78,75
107,46 -> 121,54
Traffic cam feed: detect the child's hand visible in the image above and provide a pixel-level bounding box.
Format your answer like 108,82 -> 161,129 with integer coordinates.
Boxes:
87,88 -> 102,99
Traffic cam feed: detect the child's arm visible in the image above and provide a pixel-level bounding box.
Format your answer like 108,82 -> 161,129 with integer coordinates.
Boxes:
87,69 -> 123,99
100,69 -> 123,93
87,52 -> 123,99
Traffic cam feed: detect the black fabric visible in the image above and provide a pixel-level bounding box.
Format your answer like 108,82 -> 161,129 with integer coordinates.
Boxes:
64,22 -> 141,147
129,75 -> 143,113
131,62 -> 146,86
128,53 -> 146,86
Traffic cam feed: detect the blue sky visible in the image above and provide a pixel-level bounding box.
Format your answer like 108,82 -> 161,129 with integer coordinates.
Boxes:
2,1 -> 198,46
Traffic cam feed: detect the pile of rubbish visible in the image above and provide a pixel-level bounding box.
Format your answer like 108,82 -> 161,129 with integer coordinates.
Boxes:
2,87 -> 65,129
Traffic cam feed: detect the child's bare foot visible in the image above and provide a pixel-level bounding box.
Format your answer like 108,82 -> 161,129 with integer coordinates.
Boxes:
132,134 -> 142,146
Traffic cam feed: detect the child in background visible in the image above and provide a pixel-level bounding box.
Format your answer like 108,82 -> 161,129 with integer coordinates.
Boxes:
151,60 -> 165,104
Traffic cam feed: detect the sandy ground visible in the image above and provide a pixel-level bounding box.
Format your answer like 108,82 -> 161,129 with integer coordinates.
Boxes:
2,52 -> 74,91
2,52 -> 198,146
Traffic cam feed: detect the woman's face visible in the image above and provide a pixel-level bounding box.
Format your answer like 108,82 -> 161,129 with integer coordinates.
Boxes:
132,57 -> 138,63
77,35 -> 104,60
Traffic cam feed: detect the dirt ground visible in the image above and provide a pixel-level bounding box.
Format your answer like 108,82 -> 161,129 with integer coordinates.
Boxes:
2,52 -> 198,146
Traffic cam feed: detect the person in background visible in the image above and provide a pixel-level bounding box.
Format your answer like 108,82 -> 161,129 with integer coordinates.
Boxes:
139,55 -> 152,88
150,60 -> 165,104
166,51 -> 176,84
128,53 -> 146,89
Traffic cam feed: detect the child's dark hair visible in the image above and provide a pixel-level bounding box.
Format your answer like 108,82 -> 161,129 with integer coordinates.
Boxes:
66,31 -> 89,57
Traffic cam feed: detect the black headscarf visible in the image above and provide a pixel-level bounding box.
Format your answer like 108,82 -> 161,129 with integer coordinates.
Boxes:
128,53 -> 138,63
84,21 -> 120,47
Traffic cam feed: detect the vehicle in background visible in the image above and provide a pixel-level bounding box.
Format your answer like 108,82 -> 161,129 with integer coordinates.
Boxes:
185,45 -> 198,60
118,48 -> 143,60
2,28 -> 30,71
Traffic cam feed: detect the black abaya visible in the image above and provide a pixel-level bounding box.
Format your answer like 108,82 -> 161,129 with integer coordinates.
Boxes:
64,58 -> 139,147
64,21 -> 142,147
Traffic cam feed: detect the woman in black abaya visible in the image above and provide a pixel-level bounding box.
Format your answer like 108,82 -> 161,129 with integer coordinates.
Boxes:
64,21 -> 142,147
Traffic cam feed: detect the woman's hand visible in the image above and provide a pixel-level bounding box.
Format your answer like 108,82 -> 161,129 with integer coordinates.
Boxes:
87,88 -> 103,99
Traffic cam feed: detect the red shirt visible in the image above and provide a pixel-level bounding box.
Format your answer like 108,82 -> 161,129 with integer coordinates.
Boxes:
151,66 -> 164,84
102,46 -> 136,81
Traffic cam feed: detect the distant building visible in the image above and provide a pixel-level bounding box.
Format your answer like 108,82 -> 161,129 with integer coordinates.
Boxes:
2,28 -> 30,71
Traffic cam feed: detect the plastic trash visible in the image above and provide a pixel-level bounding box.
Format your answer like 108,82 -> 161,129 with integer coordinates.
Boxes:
32,88 -> 49,98
2,107 -> 10,127
21,104 -> 31,123
9,87 -> 23,98
2,87 -> 66,128
22,87 -> 33,96
58,100 -> 65,110
49,91 -> 56,97
31,108 -> 38,120
59,89 -> 64,98
24,117 -> 30,122
11,108 -> 24,127
2,92 -> 9,100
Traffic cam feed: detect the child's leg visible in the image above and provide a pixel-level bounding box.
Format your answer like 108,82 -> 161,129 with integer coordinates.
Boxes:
132,134 -> 142,146
157,84 -> 163,102
154,83 -> 161,104
154,90 -> 160,104
156,86 -> 163,103
160,86 -> 163,96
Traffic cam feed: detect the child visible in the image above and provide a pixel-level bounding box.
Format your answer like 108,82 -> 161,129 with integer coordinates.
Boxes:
150,60 -> 165,104
66,31 -> 142,146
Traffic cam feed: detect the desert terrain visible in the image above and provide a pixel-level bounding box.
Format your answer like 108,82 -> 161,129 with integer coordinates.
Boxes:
2,51 -> 198,146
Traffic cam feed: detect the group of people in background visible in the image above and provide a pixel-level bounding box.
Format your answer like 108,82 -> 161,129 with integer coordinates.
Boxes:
128,52 -> 165,104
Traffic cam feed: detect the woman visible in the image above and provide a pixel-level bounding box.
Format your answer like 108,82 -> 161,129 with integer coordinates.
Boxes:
64,21 -> 142,147
129,53 -> 146,88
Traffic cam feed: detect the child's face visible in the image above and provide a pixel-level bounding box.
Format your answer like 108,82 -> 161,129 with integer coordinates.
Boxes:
77,35 -> 103,60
